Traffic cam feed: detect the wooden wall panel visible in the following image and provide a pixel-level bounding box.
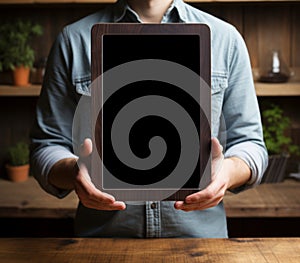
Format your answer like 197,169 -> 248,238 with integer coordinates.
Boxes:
243,5 -> 259,69
244,4 -> 291,75
192,3 -> 244,34
0,2 -> 298,71
291,4 -> 300,69
0,97 -> 38,177
0,4 -> 107,64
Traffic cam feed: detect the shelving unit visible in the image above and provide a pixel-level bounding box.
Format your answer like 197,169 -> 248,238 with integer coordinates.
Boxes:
0,85 -> 41,96
255,82 -> 300,97
1,82 -> 300,97
0,0 -> 299,179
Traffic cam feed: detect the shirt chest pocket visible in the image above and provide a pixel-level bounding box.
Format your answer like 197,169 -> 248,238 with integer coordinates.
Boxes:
211,75 -> 228,137
73,76 -> 228,138
73,78 -> 92,151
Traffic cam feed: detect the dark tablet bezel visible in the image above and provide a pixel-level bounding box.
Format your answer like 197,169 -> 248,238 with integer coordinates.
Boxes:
91,23 -> 211,201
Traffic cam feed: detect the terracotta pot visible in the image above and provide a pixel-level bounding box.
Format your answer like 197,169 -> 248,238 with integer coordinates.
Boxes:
5,164 -> 30,182
13,66 -> 30,87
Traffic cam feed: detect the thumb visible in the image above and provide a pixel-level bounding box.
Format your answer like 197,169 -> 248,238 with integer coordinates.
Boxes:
80,138 -> 93,158
211,137 -> 223,159
211,137 -> 224,177
78,138 -> 93,176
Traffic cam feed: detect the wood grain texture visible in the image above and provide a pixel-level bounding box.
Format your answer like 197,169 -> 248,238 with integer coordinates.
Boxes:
243,5 -> 259,68
224,179 -> 300,217
0,178 -> 299,218
291,3 -> 300,68
191,3 -> 243,36
0,85 -> 41,96
0,238 -> 300,263
255,81 -> 300,96
244,4 -> 291,72
0,177 -> 78,218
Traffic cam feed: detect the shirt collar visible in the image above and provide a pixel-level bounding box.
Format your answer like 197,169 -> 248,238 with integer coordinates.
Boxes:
112,0 -> 131,22
112,0 -> 188,23
169,0 -> 188,23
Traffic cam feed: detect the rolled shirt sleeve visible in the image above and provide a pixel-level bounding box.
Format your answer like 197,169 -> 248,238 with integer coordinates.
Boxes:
30,30 -> 80,198
221,28 -> 268,191
31,146 -> 77,198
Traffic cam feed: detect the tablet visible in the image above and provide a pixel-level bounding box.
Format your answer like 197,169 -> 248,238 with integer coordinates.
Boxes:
91,23 -> 211,201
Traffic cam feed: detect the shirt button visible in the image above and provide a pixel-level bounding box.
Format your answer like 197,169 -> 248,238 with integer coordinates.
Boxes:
150,202 -> 157,209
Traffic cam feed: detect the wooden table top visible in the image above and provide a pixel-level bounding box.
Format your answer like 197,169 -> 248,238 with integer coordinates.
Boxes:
0,177 -> 299,218
0,237 -> 300,262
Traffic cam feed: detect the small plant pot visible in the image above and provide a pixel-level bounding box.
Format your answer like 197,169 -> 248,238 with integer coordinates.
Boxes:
5,163 -> 30,182
13,66 -> 30,87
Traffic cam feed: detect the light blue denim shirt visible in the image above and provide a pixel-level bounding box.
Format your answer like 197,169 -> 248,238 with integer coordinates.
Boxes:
30,0 -> 268,237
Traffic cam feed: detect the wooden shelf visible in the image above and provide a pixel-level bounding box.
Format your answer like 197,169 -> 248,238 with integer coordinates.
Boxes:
1,0 -> 299,4
255,82 -> 300,96
1,82 -> 300,97
0,177 -> 77,218
224,179 -> 300,218
0,177 -> 299,219
0,85 -> 41,96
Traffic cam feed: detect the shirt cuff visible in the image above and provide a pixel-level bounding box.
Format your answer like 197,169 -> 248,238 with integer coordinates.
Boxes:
31,145 -> 78,198
224,141 -> 268,193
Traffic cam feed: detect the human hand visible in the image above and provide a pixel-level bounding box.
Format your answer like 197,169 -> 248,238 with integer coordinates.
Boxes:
174,137 -> 228,211
74,138 -> 126,210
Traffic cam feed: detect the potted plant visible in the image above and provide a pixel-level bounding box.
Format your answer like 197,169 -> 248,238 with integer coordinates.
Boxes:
261,103 -> 300,183
0,19 -> 43,86
5,142 -> 30,182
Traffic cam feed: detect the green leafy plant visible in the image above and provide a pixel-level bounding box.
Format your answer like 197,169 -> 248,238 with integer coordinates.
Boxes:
0,19 -> 43,71
262,103 -> 300,156
7,142 -> 30,166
